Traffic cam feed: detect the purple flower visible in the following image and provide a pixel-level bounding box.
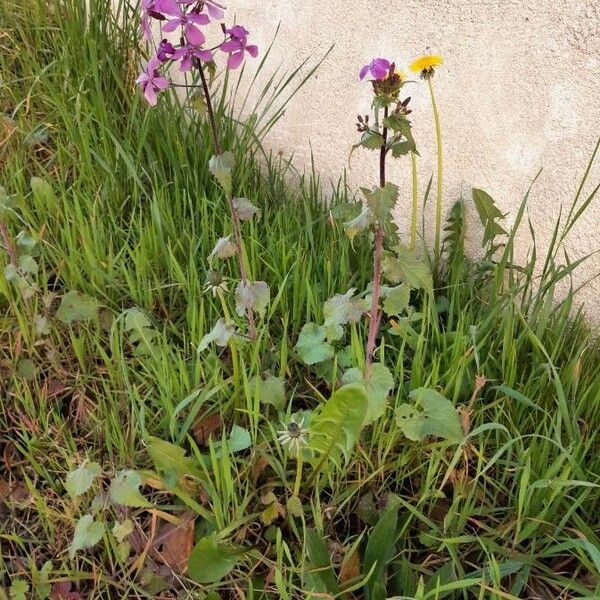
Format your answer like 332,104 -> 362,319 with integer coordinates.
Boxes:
172,43 -> 213,71
156,39 -> 176,61
359,58 -> 391,81
177,0 -> 225,19
136,56 -> 170,106
220,25 -> 258,69
159,0 -> 210,46
140,0 -> 164,40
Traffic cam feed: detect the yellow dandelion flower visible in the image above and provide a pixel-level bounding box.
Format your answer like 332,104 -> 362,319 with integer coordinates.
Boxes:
409,54 -> 443,79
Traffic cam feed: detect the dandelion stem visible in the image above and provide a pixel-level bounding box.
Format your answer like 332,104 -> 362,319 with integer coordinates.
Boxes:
292,452 -> 303,497
428,78 -> 443,264
410,151 -> 418,250
198,62 -> 257,339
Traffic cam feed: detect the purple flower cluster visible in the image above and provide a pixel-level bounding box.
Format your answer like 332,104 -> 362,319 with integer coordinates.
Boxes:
137,0 -> 258,105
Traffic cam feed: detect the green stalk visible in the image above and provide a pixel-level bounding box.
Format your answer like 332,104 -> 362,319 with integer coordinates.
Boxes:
410,151 -> 418,249
428,78 -> 443,262
217,289 -> 241,391
292,452 -> 304,497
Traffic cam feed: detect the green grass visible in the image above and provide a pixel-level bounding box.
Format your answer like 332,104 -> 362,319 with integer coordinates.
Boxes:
1,1 -> 599,598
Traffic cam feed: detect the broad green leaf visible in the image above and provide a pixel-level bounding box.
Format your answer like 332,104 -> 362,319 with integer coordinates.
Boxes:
121,307 -> 160,355
233,197 -> 261,221
209,235 -> 237,261
9,579 -> 29,600
361,183 -> 398,224
249,373 -> 285,408
112,519 -> 134,543
198,318 -> 235,353
364,500 -> 399,600
382,284 -> 410,316
310,384 -> 368,462
323,288 -> 366,341
341,363 -> 394,423
188,533 -> 242,583
234,280 -> 270,318
17,255 -> 37,275
472,188 -> 508,246
65,461 -> 101,498
396,388 -> 463,444
69,514 -> 104,559
208,151 -> 235,197
109,470 -> 151,507
0,185 -> 18,215
147,436 -> 203,481
15,231 -> 37,251
30,176 -> 56,206
56,290 -> 99,323
304,529 -> 340,594
295,323 -> 334,365
227,425 -> 251,453
358,128 -> 385,150
16,358 -> 36,380
343,206 -> 371,242
382,245 -> 432,291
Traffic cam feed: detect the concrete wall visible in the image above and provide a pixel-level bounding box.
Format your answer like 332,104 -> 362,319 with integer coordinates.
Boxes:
225,0 -> 600,315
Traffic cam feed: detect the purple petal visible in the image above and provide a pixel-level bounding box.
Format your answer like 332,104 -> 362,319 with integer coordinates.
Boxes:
155,0 -> 180,15
196,48 -> 214,62
144,85 -> 158,106
187,12 -> 210,25
206,2 -> 225,19
185,23 -> 205,45
220,39 -> 240,52
246,44 -> 259,58
359,64 -> 369,80
227,50 -> 245,70
154,76 -> 170,90
179,54 -> 193,71
162,19 -> 180,32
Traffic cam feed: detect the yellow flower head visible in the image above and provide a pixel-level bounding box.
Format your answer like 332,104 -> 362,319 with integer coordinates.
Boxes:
388,69 -> 406,83
410,54 -> 443,79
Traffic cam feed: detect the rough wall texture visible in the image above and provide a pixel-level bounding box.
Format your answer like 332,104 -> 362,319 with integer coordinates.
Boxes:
223,0 -> 600,315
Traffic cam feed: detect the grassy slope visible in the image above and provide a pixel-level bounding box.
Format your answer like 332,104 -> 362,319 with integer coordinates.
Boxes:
1,1 -> 599,598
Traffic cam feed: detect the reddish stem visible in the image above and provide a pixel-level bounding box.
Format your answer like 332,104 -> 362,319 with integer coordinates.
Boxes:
0,221 -> 17,267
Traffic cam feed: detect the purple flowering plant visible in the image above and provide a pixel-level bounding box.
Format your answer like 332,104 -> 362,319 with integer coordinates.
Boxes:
137,0 -> 267,341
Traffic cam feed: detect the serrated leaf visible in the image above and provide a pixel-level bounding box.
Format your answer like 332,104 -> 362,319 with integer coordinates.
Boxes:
121,308 -> 159,356
310,384 -> 368,462
15,231 -> 37,251
109,470 -> 151,507
396,388 -> 464,444
343,206 -> 371,242
234,280 -> 269,318
341,363 -> 394,423
249,374 -> 285,408
65,461 -> 101,498
358,128 -> 385,150
56,290 -> 99,323
209,236 -> 237,261
472,188 -> 508,246
295,323 -> 334,365
233,197 -> 261,221
112,519 -> 134,543
69,514 -> 104,559
361,183 -> 398,224
382,245 -> 432,291
188,533 -> 242,583
9,579 -> 29,600
198,318 -> 234,353
382,284 -> 410,316
208,152 -> 235,197
323,288 -> 366,342
147,436 -> 203,482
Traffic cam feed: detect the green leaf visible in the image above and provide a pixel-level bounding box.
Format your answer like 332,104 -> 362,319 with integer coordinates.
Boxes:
121,308 -> 160,356
227,425 -> 252,453
109,470 -> 151,507
382,245 -> 432,291
30,176 -> 56,206
472,188 -> 508,246
9,579 -> 29,600
358,128 -> 385,150
234,280 -> 270,318
56,290 -> 99,323
198,318 -> 235,353
341,363 -> 394,424
209,236 -> 237,261
364,500 -> 399,600
310,384 -> 368,462
208,151 -> 235,197
323,288 -> 366,341
69,514 -> 105,559
295,323 -> 334,365
249,373 -> 285,408
396,388 -> 464,444
17,254 -> 38,275
361,183 -> 398,224
382,284 -> 410,316
147,437 -> 203,481
188,533 -> 242,583
343,206 -> 371,242
65,461 -> 101,498
304,529 -> 340,594
233,197 -> 261,221
0,185 -> 18,215
112,519 -> 134,543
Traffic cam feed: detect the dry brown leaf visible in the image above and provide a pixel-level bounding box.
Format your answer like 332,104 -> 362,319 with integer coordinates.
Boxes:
152,511 -> 196,574
251,454 -> 269,486
339,548 -> 361,583
50,581 -> 81,600
192,412 -> 223,445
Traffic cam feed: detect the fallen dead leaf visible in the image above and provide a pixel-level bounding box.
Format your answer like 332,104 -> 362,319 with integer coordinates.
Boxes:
339,548 -> 360,583
192,412 -> 223,445
50,581 -> 81,600
152,511 -> 196,575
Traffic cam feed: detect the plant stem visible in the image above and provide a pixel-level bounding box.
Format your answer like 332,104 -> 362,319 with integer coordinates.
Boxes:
292,452 -> 304,497
365,106 -> 389,373
428,78 -> 443,264
198,62 -> 257,339
0,221 -> 17,266
410,151 -> 418,250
